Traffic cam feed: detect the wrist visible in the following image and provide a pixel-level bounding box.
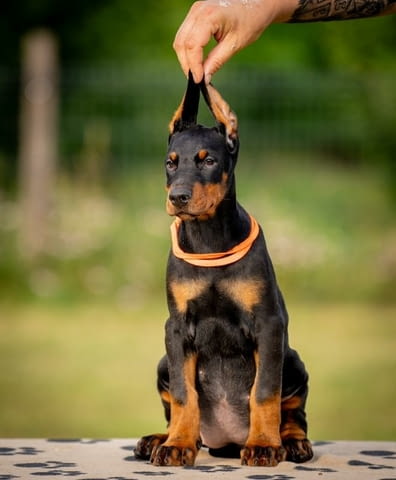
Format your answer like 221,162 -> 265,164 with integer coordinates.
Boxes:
261,0 -> 301,24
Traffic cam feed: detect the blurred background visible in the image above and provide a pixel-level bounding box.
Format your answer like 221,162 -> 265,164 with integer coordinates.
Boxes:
0,1 -> 395,441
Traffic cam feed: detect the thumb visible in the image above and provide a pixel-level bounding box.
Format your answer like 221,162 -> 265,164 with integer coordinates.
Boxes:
203,38 -> 239,83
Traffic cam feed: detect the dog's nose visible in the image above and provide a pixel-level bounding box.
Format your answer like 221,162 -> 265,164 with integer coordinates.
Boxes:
169,189 -> 191,208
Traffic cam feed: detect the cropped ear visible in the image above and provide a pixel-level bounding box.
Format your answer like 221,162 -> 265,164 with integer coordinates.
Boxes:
169,71 -> 200,135
201,82 -> 238,153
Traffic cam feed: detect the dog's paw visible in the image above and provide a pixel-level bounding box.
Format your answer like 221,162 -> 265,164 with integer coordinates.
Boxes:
151,443 -> 199,466
283,438 -> 313,463
134,434 -> 168,460
241,445 -> 286,466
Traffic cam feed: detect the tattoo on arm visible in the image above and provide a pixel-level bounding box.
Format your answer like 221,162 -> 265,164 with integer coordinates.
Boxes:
290,0 -> 396,22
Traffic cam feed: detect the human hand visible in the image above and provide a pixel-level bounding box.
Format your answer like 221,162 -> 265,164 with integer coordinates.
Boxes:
173,0 -> 294,84
173,0 -> 396,83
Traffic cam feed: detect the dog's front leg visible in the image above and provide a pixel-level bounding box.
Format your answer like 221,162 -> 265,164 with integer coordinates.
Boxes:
241,314 -> 287,466
151,316 -> 201,467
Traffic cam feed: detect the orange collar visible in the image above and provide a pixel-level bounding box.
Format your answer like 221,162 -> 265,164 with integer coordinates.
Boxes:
170,214 -> 259,267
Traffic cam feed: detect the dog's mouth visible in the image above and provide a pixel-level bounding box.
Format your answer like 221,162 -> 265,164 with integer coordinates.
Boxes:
167,204 -> 216,221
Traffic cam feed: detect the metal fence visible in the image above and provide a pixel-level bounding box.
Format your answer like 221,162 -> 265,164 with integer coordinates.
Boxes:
1,62 -> 395,178
60,63 -> 395,171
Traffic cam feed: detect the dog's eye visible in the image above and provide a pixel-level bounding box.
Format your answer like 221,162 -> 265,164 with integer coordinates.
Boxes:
204,157 -> 216,167
166,159 -> 178,171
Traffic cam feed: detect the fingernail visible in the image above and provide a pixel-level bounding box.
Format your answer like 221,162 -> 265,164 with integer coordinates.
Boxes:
191,70 -> 204,83
204,72 -> 212,84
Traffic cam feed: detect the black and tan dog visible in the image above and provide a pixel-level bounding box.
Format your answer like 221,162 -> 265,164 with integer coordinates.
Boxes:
135,74 -> 313,467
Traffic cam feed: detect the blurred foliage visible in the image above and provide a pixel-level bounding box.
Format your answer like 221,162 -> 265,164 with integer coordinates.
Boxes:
3,0 -> 395,66
0,159 -> 395,305
0,1 -> 396,190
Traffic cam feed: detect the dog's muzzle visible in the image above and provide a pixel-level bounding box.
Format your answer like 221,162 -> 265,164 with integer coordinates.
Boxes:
168,187 -> 192,209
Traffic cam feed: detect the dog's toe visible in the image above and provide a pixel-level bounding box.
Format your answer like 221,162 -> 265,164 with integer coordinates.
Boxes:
151,444 -> 198,466
134,434 -> 168,460
241,445 -> 286,466
283,438 -> 313,463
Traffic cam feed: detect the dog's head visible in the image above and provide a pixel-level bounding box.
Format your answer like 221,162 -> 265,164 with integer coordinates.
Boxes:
166,73 -> 239,221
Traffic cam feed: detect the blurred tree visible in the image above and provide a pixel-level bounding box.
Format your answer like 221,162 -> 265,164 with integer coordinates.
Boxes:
0,0 -> 187,189
0,0 -> 112,189
18,30 -> 58,260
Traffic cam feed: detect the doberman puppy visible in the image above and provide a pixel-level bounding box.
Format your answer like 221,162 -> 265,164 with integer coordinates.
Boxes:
135,74 -> 313,467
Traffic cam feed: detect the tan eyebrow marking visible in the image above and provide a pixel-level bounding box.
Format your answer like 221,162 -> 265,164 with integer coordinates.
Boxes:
197,149 -> 208,160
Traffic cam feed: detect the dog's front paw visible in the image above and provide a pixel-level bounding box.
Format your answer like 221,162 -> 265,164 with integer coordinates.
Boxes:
241,445 -> 286,466
283,438 -> 313,463
151,443 -> 199,466
134,434 -> 168,460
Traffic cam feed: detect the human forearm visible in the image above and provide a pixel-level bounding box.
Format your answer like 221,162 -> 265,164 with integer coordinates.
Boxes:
288,0 -> 396,22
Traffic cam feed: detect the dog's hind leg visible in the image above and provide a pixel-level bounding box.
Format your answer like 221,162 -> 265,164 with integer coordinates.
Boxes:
157,355 -> 171,422
280,384 -> 313,463
134,356 -> 170,460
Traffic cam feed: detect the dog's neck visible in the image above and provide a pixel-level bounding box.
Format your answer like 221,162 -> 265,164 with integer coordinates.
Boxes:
176,176 -> 251,254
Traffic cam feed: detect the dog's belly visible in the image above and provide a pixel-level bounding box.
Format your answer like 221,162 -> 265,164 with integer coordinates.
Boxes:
197,356 -> 253,448
192,314 -> 256,448
200,395 -> 249,448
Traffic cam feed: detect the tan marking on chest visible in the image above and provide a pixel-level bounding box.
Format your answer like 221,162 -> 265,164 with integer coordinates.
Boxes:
218,278 -> 264,312
170,279 -> 209,313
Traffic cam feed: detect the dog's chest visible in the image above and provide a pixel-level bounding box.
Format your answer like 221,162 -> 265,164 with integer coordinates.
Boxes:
169,276 -> 264,315
168,276 -> 264,354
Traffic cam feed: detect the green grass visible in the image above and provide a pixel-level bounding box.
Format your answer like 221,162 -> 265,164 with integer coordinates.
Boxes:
0,302 -> 167,438
290,302 -> 396,440
0,301 -> 395,440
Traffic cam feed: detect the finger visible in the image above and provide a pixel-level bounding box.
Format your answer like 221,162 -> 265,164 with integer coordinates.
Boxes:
173,39 -> 205,83
185,46 -> 205,83
174,25 -> 213,83
173,38 -> 190,78
173,2 -> 218,83
173,14 -> 195,78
